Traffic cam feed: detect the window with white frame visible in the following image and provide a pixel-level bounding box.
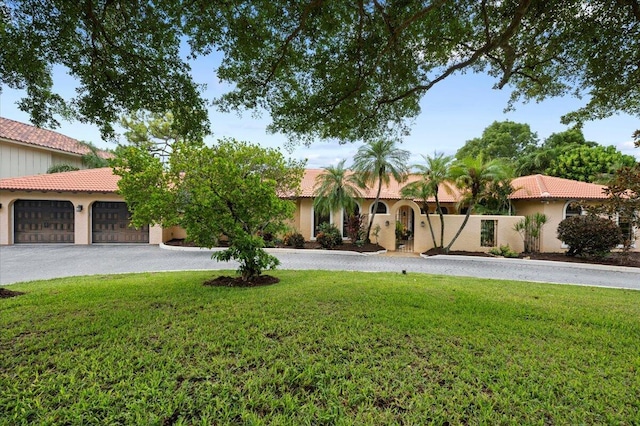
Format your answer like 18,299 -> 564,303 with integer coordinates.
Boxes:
370,202 -> 388,214
564,201 -> 582,219
313,208 -> 330,238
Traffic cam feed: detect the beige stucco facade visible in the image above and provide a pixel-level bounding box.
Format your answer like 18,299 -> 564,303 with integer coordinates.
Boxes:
0,190 -> 162,245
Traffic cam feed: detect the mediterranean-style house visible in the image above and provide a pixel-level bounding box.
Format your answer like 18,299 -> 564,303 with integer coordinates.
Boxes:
1,117 -> 635,251
1,166 -> 636,252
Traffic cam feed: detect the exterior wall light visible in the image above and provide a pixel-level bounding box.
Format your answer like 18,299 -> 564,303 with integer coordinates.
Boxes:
384,220 -> 390,227
76,205 -> 83,212
420,221 -> 426,227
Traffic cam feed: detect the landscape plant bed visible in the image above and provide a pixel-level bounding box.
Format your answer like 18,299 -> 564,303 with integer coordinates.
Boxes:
1,271 -> 639,424
164,238 -> 386,253
423,248 -> 640,268
0,288 -> 24,299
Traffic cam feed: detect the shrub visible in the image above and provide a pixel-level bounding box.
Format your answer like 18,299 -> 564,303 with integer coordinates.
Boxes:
489,244 -> 519,258
283,231 -> 305,248
557,215 -> 623,258
316,223 -> 343,249
345,214 -> 365,242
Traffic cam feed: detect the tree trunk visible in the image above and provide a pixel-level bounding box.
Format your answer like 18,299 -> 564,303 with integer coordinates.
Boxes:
365,178 -> 384,243
434,192 -> 445,248
423,202 -> 437,248
443,207 -> 472,253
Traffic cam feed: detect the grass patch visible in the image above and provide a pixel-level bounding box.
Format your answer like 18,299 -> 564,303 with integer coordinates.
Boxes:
2,271 -> 640,425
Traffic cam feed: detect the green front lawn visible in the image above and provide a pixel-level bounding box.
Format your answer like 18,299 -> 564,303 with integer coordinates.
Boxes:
1,271 -> 639,425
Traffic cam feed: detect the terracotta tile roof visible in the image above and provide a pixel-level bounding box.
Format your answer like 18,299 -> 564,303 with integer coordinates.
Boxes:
299,169 -> 461,202
0,116 -> 111,157
510,174 -> 608,200
0,167 -> 119,193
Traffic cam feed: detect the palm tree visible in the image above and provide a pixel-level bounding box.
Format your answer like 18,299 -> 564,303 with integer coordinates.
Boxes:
400,152 -> 453,249
444,156 -> 509,253
313,159 -> 363,218
352,139 -> 410,242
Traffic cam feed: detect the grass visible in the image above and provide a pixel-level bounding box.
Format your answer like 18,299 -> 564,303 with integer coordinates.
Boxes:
1,271 -> 640,425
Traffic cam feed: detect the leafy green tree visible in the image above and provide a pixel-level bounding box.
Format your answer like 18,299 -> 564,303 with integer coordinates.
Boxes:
517,128 -> 596,176
112,138 -> 305,282
4,2 -> 640,143
456,121 -> 538,163
352,140 -> 410,242
445,157 -> 510,253
545,145 -> 636,183
400,152 -> 453,249
313,160 -> 362,217
120,112 -> 182,163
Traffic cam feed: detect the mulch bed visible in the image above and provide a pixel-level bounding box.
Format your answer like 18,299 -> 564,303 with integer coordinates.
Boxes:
203,275 -> 280,287
423,248 -> 640,268
164,239 -> 386,253
0,288 -> 25,299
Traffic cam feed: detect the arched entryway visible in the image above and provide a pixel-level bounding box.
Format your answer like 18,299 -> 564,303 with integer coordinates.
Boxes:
395,205 -> 415,253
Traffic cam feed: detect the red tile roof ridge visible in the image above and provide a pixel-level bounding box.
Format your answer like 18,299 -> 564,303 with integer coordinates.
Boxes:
0,167 -> 119,193
0,116 -> 111,158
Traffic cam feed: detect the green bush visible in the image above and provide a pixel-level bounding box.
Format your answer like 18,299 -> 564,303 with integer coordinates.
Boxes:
489,244 -> 519,258
557,215 -> 623,258
283,231 -> 305,248
316,222 -> 343,249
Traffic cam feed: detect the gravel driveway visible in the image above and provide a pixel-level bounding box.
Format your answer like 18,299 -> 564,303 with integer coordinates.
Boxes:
1,244 -> 639,289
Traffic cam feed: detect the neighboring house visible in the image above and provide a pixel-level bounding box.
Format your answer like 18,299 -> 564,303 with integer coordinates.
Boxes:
1,163 -> 636,252
0,117 -> 110,179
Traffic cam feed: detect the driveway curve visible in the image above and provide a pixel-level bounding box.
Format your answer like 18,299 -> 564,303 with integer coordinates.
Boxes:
1,245 -> 639,290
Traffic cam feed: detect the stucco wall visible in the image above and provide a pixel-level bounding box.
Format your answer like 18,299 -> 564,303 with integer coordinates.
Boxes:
0,191 -> 156,245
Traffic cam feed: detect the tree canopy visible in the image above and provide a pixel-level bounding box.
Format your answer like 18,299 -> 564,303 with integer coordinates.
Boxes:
455,121 -> 538,162
3,1 -> 640,143
112,137 -> 305,281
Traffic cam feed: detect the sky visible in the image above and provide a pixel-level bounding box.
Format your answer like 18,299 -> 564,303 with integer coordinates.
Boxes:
1,52 -> 638,168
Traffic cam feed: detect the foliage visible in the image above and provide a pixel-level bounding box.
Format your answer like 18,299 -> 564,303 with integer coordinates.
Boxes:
557,215 -> 623,258
545,145 -> 636,183
401,152 -> 453,248
395,221 -> 412,240
120,111 -> 184,164
352,140 -> 410,242
371,224 -> 381,245
514,213 -> 548,253
312,159 -> 362,217
589,163 -> 640,250
79,140 -> 110,168
112,137 -> 305,281
455,121 -> 538,163
3,271 -> 640,424
516,128 -> 596,176
9,3 -> 640,146
46,164 -> 79,174
315,222 -> 343,249
283,231 -> 305,249
445,157 -> 510,252
474,171 -> 516,215
489,244 -> 519,258
344,214 -> 365,243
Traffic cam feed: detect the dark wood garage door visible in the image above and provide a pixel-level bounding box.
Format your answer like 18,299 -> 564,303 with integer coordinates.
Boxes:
14,200 -> 75,243
92,202 -> 149,243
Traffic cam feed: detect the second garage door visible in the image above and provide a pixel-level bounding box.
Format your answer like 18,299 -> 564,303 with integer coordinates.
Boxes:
92,202 -> 149,243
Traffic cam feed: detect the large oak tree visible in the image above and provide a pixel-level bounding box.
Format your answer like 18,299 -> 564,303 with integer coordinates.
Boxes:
3,1 -> 640,143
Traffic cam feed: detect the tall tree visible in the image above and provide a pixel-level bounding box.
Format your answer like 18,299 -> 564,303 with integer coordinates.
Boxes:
445,157 -> 509,253
313,160 -> 363,217
112,138 -> 305,282
352,140 -> 410,242
401,153 -> 453,249
3,2 -> 640,143
517,128 -> 596,176
545,145 -> 636,183
456,121 -> 538,163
